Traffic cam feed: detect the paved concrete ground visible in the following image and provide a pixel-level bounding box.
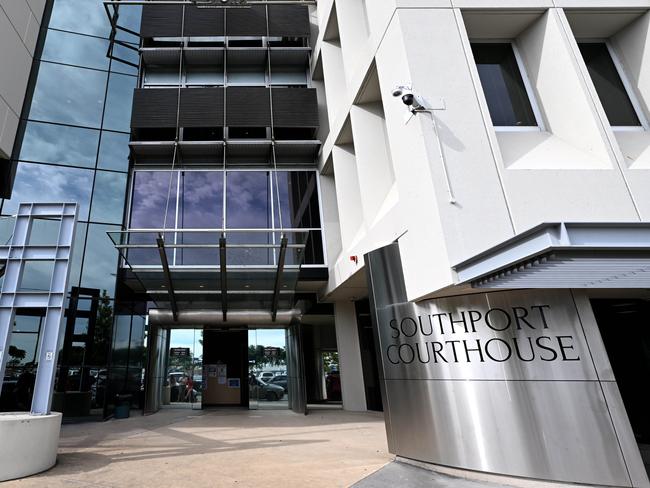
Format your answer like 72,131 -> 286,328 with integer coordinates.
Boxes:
4,408 -> 391,488
353,461 -> 511,488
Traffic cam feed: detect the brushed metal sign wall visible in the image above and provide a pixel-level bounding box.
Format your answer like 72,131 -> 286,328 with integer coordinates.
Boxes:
365,243 -> 646,487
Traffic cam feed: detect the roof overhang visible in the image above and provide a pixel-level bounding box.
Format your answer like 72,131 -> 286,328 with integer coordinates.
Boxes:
453,223 -> 650,289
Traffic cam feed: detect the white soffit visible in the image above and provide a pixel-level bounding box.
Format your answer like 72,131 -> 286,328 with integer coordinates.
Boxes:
453,223 -> 650,289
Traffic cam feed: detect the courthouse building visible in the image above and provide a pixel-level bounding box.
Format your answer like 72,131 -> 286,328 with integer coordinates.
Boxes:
1,0 -> 650,486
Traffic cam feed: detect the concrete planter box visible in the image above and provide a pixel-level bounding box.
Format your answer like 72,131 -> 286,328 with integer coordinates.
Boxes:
0,412 -> 62,481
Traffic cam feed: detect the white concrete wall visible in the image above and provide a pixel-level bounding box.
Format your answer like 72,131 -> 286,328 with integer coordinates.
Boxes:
333,301 -> 367,411
0,0 -> 45,159
315,1 -> 650,303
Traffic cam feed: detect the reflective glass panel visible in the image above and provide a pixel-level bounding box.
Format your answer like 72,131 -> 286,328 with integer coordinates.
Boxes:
3,162 -> 94,220
81,224 -> 121,296
179,171 -> 223,229
19,121 -> 99,168
74,317 -> 89,335
578,43 -> 641,127
7,333 -> 40,365
177,171 -> 224,265
30,62 -> 107,128
274,171 -> 321,229
69,222 -> 88,289
49,0 -> 111,38
130,171 -> 178,228
28,217 -> 61,246
90,171 -> 128,224
115,5 -> 143,42
19,261 -> 55,292
111,315 -> 132,368
97,131 -> 130,171
13,315 -> 41,333
41,29 -> 110,70
226,171 -> 271,228
109,45 -> 139,75
471,43 -> 537,127
103,73 -> 137,132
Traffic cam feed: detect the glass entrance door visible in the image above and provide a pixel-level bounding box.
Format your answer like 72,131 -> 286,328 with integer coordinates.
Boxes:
248,329 -> 288,410
164,328 -> 203,410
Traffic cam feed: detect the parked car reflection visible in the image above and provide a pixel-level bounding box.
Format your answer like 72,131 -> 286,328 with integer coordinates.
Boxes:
249,376 -> 284,401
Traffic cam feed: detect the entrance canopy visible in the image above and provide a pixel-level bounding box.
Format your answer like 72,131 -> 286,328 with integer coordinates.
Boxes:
109,228 -> 308,322
453,223 -> 650,289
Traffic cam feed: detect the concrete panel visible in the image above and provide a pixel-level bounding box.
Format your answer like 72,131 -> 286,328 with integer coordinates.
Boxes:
0,0 -> 32,40
388,8 -> 515,271
0,104 -> 19,160
334,301 -> 368,411
0,12 -> 32,116
26,0 -> 46,20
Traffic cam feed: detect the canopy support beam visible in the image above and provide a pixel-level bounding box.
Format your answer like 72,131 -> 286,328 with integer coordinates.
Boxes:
157,234 -> 178,322
271,235 -> 288,322
220,234 -> 227,322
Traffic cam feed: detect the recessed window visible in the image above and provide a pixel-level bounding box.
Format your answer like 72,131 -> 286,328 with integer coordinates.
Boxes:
471,43 -> 538,128
578,43 -> 641,128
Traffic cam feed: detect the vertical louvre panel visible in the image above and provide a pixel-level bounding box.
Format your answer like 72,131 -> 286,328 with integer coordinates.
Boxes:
225,6 -> 267,37
226,87 -> 271,127
268,6 -> 310,37
179,88 -> 224,127
272,88 -> 319,128
131,89 -> 179,128
184,7 -> 224,37
140,5 -> 183,38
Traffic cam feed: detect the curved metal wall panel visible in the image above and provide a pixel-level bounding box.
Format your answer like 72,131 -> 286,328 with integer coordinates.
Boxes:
365,242 -> 648,487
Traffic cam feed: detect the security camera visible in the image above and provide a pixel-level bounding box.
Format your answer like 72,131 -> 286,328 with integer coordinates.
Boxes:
392,85 -> 425,111
392,85 -> 408,97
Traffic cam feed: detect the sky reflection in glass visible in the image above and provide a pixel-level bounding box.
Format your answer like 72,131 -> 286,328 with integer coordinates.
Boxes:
19,121 -> 99,168
3,162 -> 94,219
30,62 -> 107,128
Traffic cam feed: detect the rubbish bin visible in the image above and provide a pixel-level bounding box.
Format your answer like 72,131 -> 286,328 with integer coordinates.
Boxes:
114,394 -> 132,419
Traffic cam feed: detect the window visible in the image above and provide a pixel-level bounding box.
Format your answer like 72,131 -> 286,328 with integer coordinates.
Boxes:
471,43 -> 539,128
126,170 -> 326,266
578,43 -> 642,128
3,163 -> 94,220
90,171 -> 128,224
42,30 -> 110,71
30,62 -> 107,128
103,73 -> 138,132
19,122 -> 99,168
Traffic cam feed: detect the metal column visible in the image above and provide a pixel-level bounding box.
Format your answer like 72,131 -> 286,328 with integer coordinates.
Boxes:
0,203 -> 78,415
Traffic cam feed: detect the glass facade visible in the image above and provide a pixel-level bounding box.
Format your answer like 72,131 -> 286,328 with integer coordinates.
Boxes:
0,0 -> 143,417
126,169 -> 324,266
1,0 -> 324,418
